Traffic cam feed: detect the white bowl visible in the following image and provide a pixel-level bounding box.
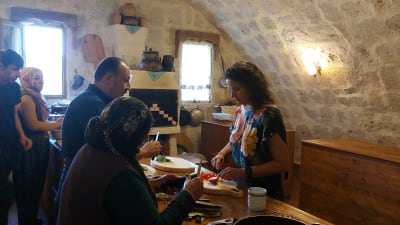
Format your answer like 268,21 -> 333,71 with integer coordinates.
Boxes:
212,112 -> 232,121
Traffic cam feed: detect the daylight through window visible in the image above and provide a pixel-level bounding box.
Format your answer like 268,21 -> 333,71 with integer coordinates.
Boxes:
180,41 -> 212,102
23,24 -> 64,97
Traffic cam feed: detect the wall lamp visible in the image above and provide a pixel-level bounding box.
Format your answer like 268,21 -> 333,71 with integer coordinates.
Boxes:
301,48 -> 327,76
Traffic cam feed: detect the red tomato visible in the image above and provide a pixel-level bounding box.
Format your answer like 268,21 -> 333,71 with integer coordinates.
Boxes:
208,176 -> 219,185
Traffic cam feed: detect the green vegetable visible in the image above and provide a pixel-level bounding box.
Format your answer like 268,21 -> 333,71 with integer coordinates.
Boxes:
155,155 -> 171,162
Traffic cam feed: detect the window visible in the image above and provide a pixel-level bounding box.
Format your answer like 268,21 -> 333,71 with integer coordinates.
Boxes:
175,30 -> 219,103
23,24 -> 65,97
180,41 -> 212,102
10,6 -> 78,99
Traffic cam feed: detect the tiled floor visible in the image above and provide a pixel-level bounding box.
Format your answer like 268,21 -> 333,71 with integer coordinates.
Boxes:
8,164 -> 301,225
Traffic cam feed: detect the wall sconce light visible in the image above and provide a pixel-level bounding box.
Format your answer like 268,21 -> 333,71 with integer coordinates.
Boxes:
301,48 -> 327,76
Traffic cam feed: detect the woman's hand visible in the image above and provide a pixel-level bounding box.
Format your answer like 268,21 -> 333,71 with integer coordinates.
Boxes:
55,117 -> 63,129
183,176 -> 203,201
211,154 -> 225,171
141,140 -> 162,158
218,167 -> 246,181
148,174 -> 177,194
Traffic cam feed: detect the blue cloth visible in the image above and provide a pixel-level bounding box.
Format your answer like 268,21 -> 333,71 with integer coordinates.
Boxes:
125,25 -> 141,34
147,71 -> 165,81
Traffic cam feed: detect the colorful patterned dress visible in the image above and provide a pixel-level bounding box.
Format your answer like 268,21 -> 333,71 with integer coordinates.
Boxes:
229,105 -> 287,200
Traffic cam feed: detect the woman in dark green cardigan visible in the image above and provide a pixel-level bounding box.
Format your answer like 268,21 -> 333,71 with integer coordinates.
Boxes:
57,96 -> 203,225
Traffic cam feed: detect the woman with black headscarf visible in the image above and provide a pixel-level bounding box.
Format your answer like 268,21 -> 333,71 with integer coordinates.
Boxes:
57,96 -> 203,225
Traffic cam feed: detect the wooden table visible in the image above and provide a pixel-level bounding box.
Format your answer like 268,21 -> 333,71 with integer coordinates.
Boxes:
158,192 -> 334,225
141,158 -> 333,225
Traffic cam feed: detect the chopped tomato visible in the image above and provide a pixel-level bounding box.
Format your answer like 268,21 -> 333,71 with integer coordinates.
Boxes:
200,171 -> 216,180
208,176 -> 219,185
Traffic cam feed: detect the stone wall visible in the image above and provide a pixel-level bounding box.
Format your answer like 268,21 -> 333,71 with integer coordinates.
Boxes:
3,0 -> 400,163
188,0 -> 400,163
0,0 -> 243,155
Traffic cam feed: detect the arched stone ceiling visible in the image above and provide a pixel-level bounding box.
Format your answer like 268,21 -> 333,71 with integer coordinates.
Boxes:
187,0 -> 400,152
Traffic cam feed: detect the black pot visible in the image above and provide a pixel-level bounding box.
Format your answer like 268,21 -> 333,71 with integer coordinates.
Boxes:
179,106 -> 191,126
234,216 -> 305,225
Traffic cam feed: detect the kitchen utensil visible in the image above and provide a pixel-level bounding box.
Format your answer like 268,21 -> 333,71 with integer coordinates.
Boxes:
216,47 -> 227,88
190,107 -> 204,127
207,215 -> 307,225
161,55 -> 174,71
234,215 -> 306,225
197,160 -> 202,177
71,73 -> 84,90
80,34 -> 105,68
203,179 -> 243,198
155,131 -> 160,141
179,106 -> 191,126
150,156 -> 196,173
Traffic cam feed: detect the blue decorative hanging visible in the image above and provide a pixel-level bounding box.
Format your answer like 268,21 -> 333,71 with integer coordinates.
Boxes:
147,71 -> 165,81
125,25 -> 141,33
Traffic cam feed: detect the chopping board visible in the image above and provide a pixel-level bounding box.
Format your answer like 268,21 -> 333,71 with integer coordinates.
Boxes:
150,156 -> 196,173
203,179 -> 243,198
80,34 -> 105,67
140,164 -> 156,176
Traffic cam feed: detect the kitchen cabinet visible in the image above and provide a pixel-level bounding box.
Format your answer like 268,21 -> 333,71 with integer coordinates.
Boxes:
300,139 -> 400,225
200,119 -> 295,199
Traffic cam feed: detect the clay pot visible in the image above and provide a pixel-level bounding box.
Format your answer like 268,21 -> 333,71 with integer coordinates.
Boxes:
140,48 -> 162,71
161,55 -> 174,71
142,48 -> 160,61
139,16 -> 148,27
120,3 -> 136,16
140,60 -> 163,71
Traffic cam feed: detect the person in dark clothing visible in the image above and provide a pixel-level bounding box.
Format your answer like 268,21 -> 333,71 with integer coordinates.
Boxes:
210,61 -> 290,200
55,57 -> 162,207
17,67 -> 63,225
0,49 -> 32,225
57,96 -> 203,225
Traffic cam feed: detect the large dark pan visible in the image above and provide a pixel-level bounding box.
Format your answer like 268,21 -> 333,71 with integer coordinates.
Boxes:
235,215 -> 306,225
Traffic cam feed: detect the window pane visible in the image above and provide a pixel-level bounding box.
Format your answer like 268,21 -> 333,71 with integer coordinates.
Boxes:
180,41 -> 211,102
23,25 -> 64,96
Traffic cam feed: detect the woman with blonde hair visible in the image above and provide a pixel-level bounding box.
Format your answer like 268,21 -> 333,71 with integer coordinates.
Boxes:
17,67 -> 62,225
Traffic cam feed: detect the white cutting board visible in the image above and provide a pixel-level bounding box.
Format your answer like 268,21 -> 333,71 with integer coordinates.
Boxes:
150,156 -> 196,173
203,179 -> 243,198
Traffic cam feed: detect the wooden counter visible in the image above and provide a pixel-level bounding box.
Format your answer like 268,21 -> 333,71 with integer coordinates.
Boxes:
200,120 -> 295,199
300,139 -> 400,225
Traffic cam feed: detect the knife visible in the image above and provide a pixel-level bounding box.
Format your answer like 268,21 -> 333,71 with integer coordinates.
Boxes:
197,160 -> 202,177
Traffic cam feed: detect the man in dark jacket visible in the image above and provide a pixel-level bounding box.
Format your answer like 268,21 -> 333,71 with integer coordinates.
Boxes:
0,49 -> 32,225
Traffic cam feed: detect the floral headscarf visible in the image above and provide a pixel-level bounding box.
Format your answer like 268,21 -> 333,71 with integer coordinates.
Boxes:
20,67 -> 49,120
85,96 -> 153,158
85,96 -> 157,206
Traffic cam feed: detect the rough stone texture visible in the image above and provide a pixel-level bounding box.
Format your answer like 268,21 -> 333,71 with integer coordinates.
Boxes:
2,0 -> 400,163
187,0 -> 400,163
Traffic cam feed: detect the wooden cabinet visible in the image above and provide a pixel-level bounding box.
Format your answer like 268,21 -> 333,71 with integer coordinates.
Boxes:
200,120 -> 295,199
300,139 -> 400,225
